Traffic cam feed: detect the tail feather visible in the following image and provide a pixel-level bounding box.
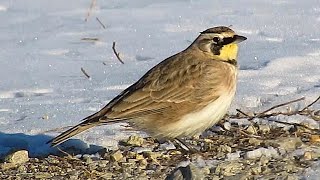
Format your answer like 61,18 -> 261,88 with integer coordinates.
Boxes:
47,117 -> 100,147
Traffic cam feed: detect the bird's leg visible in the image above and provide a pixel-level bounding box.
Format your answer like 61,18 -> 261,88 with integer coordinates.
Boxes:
173,138 -> 199,153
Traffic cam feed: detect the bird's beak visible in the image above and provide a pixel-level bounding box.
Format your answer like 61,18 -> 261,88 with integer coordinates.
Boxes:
233,35 -> 247,43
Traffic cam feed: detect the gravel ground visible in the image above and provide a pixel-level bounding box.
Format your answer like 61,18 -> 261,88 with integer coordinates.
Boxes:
1,116 -> 320,180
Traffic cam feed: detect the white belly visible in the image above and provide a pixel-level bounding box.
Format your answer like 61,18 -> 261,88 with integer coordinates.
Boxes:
162,91 -> 235,138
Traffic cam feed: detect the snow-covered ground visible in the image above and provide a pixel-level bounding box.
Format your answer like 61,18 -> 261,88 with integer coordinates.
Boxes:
0,0 -> 319,167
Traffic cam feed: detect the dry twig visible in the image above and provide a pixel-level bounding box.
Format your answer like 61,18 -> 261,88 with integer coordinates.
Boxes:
300,95 -> 320,112
231,95 -> 320,133
112,41 -> 124,64
56,147 -> 76,159
81,67 -> 91,79
96,17 -> 106,29
85,0 -> 97,21
257,97 -> 305,117
236,109 -> 250,117
81,37 -> 99,42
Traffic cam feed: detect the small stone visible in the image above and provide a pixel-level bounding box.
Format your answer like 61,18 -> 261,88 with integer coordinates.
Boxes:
126,151 -> 137,159
110,150 -> 123,162
304,151 -> 312,160
202,167 -> 211,175
135,154 -> 144,160
276,137 -> 302,151
215,162 -> 243,176
133,147 -> 152,154
34,172 -> 52,179
286,174 -> 299,180
139,159 -> 148,168
245,147 -> 279,159
226,151 -> 241,161
218,145 -> 232,153
169,150 -> 182,155
259,155 -> 269,166
159,142 -> 176,150
98,162 -> 107,168
100,172 -> 114,179
258,124 -> 270,133
203,138 -> 214,143
83,155 -> 93,164
313,110 -> 320,120
245,125 -> 257,134
124,135 -> 144,146
223,121 -> 231,131
4,150 -> 29,164
127,158 -> 137,163
143,151 -> 161,159
250,166 -> 262,175
42,114 -> 49,120
310,135 -> 320,143
0,162 -> 16,170
166,163 -> 204,180
248,138 -> 262,146
17,164 -> 27,173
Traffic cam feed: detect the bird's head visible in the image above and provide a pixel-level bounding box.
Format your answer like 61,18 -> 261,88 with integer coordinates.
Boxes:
191,26 -> 247,63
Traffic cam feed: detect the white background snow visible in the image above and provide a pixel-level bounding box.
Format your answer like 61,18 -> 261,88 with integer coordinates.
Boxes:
0,0 -> 319,177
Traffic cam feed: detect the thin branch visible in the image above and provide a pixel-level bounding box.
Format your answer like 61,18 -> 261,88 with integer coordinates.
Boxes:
85,0 -> 97,22
257,97 -> 305,116
96,17 -> 106,29
236,109 -> 250,117
112,41 -> 124,64
81,67 -> 91,79
300,95 -> 320,112
56,147 -> 74,159
229,96 -> 320,133
81,37 -> 99,42
238,129 -> 264,139
269,119 -> 320,133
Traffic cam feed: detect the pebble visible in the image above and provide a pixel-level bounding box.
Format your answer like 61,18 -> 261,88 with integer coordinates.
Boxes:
310,135 -> 320,143
226,151 -> 241,161
258,124 -> 270,133
4,150 -> 29,165
34,172 -> 52,179
215,162 -> 243,176
110,150 -> 123,162
159,142 -> 176,150
133,147 -> 152,154
250,166 -> 262,175
136,154 -> 144,160
143,151 -> 161,160
304,151 -> 313,160
245,147 -> 279,159
166,163 -> 204,180
218,145 -> 232,153
286,174 -> 299,180
124,135 -> 144,146
139,159 -> 148,169
245,125 -> 257,134
223,121 -> 231,131
275,137 -> 302,151
248,138 -> 262,146
82,155 -> 93,164
100,172 -> 114,179
0,162 -> 16,170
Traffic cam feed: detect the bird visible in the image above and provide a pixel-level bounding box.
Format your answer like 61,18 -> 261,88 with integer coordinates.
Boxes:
47,26 -> 247,147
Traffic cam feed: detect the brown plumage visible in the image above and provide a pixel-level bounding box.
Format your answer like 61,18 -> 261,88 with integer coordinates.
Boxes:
47,26 -> 246,147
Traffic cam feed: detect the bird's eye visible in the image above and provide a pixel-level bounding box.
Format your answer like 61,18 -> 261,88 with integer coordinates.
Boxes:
212,37 -> 220,43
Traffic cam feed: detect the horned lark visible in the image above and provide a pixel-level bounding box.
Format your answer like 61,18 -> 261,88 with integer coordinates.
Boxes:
48,26 -> 246,147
